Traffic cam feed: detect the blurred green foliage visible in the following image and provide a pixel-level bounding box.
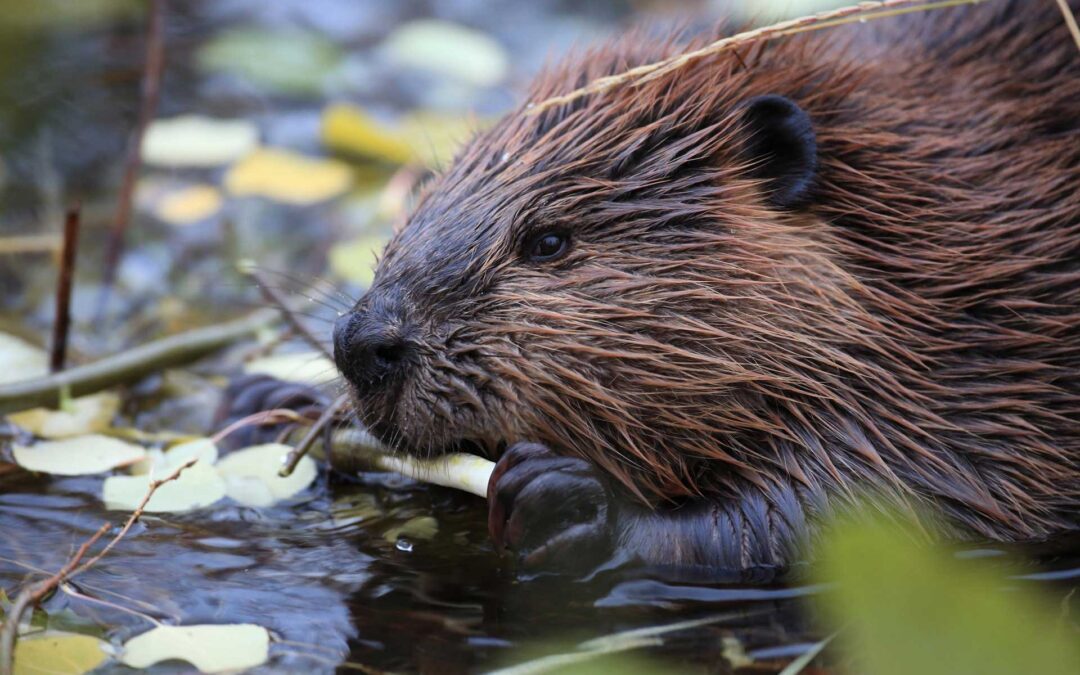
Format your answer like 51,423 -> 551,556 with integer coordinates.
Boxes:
814,515 -> 1079,675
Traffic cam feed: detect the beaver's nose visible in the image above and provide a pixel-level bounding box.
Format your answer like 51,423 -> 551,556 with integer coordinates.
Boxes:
333,307 -> 410,393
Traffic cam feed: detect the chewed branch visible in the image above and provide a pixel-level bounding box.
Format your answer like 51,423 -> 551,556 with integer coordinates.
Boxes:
526,0 -> 993,115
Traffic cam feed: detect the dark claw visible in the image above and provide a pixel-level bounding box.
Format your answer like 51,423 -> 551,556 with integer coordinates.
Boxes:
216,374 -> 330,448
487,442 -> 614,572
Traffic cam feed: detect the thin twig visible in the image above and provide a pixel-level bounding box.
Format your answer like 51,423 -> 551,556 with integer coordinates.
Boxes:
211,408 -> 308,444
97,0 -> 166,315
0,309 -> 279,415
527,0 -> 991,114
245,266 -> 334,359
1055,0 -> 1080,51
49,203 -> 81,373
279,394 -> 348,477
0,459 -> 195,675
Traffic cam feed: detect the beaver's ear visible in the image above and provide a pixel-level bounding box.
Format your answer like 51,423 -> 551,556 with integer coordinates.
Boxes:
740,95 -> 817,209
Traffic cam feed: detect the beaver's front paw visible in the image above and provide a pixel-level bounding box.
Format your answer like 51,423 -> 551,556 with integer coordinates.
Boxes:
487,442 -> 614,571
215,374 -> 330,447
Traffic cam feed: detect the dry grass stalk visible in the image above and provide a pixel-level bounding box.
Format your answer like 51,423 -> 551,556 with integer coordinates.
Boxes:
0,459 -> 198,675
1055,0 -> 1080,51
527,0 -> 993,115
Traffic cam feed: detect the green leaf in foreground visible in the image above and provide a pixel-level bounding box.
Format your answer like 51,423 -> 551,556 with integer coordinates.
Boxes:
814,517 -> 1080,675
13,631 -> 110,675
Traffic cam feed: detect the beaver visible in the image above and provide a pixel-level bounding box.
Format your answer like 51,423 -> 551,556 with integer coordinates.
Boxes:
331,0 -> 1080,573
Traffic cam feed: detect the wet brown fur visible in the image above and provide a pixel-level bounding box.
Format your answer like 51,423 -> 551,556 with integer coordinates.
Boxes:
356,0 -> 1080,553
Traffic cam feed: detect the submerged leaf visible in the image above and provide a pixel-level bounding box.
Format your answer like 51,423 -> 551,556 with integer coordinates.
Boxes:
225,148 -> 352,205
120,623 -> 270,672
102,460 -> 226,512
381,19 -> 508,88
13,631 -> 110,675
13,435 -> 145,475
0,332 -> 47,385
141,115 -> 258,167
216,443 -> 317,507
8,392 -> 120,439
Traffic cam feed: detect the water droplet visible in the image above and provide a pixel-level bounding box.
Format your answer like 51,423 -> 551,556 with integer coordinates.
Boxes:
395,538 -> 414,552
525,102 -> 535,109
859,17 -> 867,23
501,152 -> 510,163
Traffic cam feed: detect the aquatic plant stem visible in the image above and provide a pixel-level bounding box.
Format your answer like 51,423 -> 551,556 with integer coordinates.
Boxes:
97,0 -> 166,317
279,394 -> 348,477
526,0 -> 993,114
0,309 -> 279,415
0,459 -> 196,675
49,203 -> 81,373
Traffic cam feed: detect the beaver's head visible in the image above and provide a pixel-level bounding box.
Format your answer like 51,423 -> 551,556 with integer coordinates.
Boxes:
333,44 -> 852,502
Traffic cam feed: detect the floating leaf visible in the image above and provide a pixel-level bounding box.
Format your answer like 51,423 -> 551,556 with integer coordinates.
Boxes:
153,184 -> 224,225
8,392 -> 120,439
243,351 -> 338,386
0,332 -> 47,385
141,115 -> 258,167
321,103 -> 478,167
215,443 -> 316,507
197,28 -> 343,96
13,435 -> 145,475
102,460 -> 226,512
131,437 -> 219,475
120,624 -> 270,672
13,631 -> 110,675
328,234 -> 389,288
225,148 -> 352,205
381,20 -> 508,88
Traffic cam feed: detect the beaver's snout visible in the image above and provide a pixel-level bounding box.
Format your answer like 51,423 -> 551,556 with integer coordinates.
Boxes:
333,300 -> 412,395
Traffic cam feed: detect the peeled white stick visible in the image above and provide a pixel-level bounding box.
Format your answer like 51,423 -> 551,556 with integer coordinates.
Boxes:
333,427 -> 495,498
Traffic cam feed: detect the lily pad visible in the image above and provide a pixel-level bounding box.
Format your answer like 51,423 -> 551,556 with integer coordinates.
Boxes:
141,115 -> 258,167
13,435 -> 145,475
215,443 -> 317,506
225,148 -> 352,205
102,460 -> 226,513
0,332 -> 47,385
8,392 -> 121,439
13,631 -> 110,675
243,351 -> 338,386
381,20 -> 508,88
120,624 -> 270,672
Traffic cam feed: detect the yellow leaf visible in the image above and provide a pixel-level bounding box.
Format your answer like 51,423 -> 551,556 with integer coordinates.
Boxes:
328,234 -> 389,288
14,631 -> 109,675
142,115 -> 258,167
102,460 -> 226,513
321,103 -> 479,167
0,332 -> 47,385
9,392 -> 121,439
154,184 -> 224,225
215,443 -> 317,507
13,435 -> 145,475
224,148 -> 352,205
243,351 -> 338,386
121,624 -> 269,672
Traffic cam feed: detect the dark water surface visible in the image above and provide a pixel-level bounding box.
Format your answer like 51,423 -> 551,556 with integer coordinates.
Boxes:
1,1 -> 1077,673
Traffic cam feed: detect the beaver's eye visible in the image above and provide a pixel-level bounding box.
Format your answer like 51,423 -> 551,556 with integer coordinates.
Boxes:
527,232 -> 570,262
